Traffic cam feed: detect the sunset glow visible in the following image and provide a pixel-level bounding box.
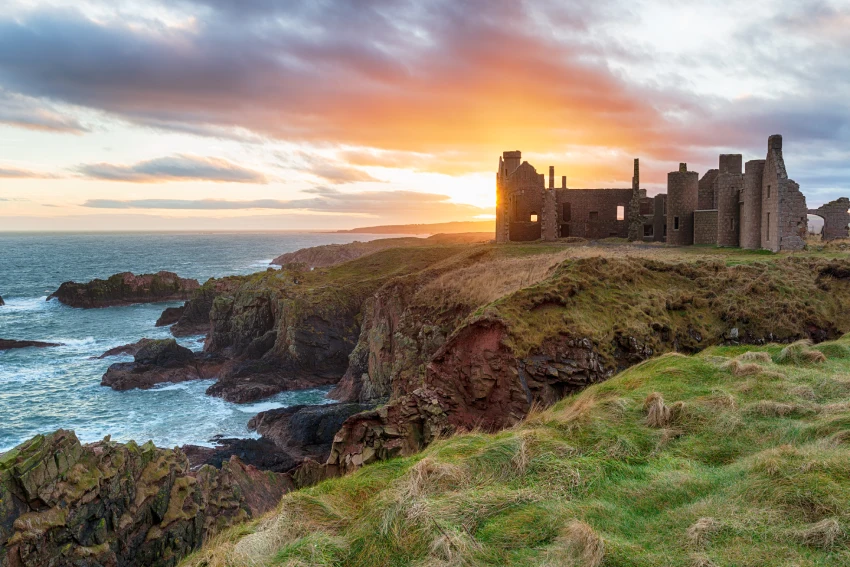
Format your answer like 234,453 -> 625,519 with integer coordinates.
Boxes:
0,0 -> 849,230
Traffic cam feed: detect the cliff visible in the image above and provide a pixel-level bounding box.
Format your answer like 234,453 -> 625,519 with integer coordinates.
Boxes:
270,233 -> 490,269
0,430 -> 292,567
48,271 -> 199,308
182,335 -> 850,566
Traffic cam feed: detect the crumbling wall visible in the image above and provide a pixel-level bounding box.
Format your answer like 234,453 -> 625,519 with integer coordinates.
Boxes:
762,135 -> 806,251
698,169 -> 719,210
653,194 -> 667,242
555,188 -> 631,239
809,197 -> 850,241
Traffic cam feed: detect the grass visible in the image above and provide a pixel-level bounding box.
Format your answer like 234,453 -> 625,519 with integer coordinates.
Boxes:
181,334 -> 850,567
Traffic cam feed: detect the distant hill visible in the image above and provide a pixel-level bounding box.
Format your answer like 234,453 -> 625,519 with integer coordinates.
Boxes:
336,220 -> 495,234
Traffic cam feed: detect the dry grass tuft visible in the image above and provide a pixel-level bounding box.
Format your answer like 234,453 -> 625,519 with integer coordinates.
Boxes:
644,392 -> 681,428
400,458 -> 467,500
687,517 -> 720,549
722,359 -> 764,377
737,351 -> 772,364
543,521 -> 604,567
690,555 -> 718,567
795,518 -> 844,549
789,385 -> 817,401
776,340 -> 827,365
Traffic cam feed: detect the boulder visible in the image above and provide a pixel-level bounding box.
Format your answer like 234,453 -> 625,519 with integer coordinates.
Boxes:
0,339 -> 63,351
182,437 -> 300,473
0,430 -> 292,567
101,339 -> 224,391
48,271 -> 199,308
0,294 -> 4,306
155,305 -> 185,327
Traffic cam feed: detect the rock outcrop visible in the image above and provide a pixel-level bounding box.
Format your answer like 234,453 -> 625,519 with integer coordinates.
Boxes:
0,294 -> 4,306
0,430 -> 292,567
48,272 -> 199,308
170,276 -> 246,337
247,403 -> 370,462
101,339 -> 224,391
155,306 -> 185,327
0,339 -> 63,351
97,338 -> 157,359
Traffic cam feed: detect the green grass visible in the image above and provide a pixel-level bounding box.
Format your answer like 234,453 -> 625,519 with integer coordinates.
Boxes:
182,335 -> 850,567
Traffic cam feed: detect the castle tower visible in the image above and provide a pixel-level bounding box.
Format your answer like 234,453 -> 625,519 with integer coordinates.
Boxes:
715,154 -> 743,247
627,158 -> 642,241
666,163 -> 699,245
495,151 -> 522,243
740,159 -> 765,249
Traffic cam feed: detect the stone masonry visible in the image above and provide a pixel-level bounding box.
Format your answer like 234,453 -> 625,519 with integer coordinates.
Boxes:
494,135 -> 839,251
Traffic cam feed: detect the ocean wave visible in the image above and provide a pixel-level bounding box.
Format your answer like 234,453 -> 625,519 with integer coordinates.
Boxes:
0,296 -> 54,313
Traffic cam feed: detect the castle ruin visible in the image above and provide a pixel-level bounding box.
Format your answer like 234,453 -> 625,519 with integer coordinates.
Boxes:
495,135 -> 847,251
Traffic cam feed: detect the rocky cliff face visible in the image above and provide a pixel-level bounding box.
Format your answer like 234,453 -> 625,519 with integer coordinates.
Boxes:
48,272 -> 199,308
326,256 -> 850,473
169,276 -> 247,337
0,430 -> 292,567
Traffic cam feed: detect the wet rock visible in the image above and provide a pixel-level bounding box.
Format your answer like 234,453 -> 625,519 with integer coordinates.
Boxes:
97,338 -> 157,359
155,305 -> 185,327
182,437 -> 300,473
47,271 -> 199,308
0,339 -> 63,351
101,339 -> 225,391
0,430 -> 292,567
0,294 -> 4,306
247,403 -> 370,462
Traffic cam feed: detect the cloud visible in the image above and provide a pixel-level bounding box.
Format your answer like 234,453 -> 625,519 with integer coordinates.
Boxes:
0,167 -> 56,179
75,154 -> 268,183
0,89 -> 87,133
284,152 -> 384,184
80,188 -> 489,220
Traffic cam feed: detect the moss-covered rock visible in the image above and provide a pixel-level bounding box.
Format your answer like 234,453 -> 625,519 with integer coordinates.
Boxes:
0,430 -> 292,567
48,271 -> 199,308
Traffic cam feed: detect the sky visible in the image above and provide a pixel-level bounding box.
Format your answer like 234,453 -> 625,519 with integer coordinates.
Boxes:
0,0 -> 848,231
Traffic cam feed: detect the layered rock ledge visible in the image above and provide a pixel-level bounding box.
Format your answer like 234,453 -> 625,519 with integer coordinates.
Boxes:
0,430 -> 292,567
48,271 -> 199,308
101,339 -> 224,391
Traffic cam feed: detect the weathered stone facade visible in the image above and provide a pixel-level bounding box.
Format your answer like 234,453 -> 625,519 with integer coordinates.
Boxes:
495,135 -> 838,251
809,197 -> 850,241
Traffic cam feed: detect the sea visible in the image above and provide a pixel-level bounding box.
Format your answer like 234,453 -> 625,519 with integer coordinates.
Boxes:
0,231 -> 397,452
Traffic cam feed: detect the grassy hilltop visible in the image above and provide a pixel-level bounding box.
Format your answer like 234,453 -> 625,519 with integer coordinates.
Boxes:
184,335 -> 850,567
177,238 -> 850,567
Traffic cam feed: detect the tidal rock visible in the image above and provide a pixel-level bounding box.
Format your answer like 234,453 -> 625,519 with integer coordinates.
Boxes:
0,294 -> 4,306
247,403 -> 370,462
155,305 -> 185,327
48,271 -> 199,308
101,339 -> 224,391
0,339 -> 63,351
0,430 -> 292,567
97,338 -> 157,359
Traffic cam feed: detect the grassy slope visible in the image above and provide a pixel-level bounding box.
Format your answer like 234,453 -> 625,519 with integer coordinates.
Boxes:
183,335 -> 850,567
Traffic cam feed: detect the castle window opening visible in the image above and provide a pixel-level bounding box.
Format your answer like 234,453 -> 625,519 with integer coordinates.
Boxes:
563,203 -> 571,221
589,211 -> 599,221
643,224 -> 653,237
530,213 -> 538,223
663,224 -> 667,237
729,218 -> 734,230
616,205 -> 625,221
766,213 -> 771,240
674,216 -> 680,231
767,185 -> 771,198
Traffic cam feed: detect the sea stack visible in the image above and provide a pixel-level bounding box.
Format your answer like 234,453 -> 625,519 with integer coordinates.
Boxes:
48,271 -> 199,308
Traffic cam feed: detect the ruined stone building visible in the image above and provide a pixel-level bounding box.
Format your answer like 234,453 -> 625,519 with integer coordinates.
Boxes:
496,135 -> 849,251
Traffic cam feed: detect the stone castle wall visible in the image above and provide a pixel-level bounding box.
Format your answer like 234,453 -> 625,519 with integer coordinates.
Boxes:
694,210 -> 718,245
810,197 -> 850,241
554,188 -> 632,239
740,159 -> 765,249
716,173 -> 743,247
